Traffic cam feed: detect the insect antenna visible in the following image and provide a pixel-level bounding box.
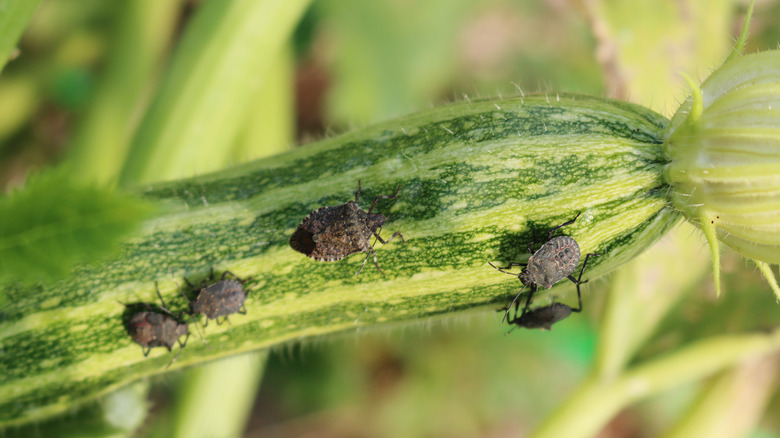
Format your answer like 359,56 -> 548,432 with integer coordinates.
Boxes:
367,184 -> 402,215
191,318 -> 210,349
487,261 -> 523,277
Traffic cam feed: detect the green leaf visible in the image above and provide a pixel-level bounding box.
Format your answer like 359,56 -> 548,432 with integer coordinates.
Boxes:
0,0 -> 43,75
0,168 -> 153,283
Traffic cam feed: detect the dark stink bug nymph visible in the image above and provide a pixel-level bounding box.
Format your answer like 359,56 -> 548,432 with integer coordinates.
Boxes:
124,285 -> 189,366
290,181 -> 405,274
490,212 -> 599,330
181,269 -> 249,326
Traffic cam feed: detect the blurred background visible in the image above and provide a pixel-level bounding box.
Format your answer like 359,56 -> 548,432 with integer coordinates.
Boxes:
3,0 -> 780,437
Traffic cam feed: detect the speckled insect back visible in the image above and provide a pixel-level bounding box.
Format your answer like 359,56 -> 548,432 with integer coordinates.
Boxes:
182,270 -> 249,326
521,235 -> 580,289
290,181 -> 405,274
490,212 -> 599,330
124,285 -> 189,366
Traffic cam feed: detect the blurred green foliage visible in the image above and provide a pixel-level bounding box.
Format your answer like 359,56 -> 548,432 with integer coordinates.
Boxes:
2,0 -> 780,437
0,167 -> 152,283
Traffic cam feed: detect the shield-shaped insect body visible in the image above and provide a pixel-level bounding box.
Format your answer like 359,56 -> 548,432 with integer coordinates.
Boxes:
290,182 -> 405,274
490,212 -> 599,330
124,285 -> 189,364
182,270 -> 249,325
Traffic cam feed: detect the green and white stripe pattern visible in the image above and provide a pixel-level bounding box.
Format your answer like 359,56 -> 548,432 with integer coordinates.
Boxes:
0,94 -> 680,426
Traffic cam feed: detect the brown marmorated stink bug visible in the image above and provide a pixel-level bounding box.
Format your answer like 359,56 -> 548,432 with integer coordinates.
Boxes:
180,269 -> 249,326
124,285 -> 189,366
490,212 -> 599,330
290,181 -> 405,275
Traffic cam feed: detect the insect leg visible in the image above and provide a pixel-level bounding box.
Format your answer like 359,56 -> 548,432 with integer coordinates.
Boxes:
155,282 -> 169,310
502,283 -> 528,323
221,270 -> 242,281
179,284 -> 193,306
546,211 -> 582,241
142,346 -> 151,357
373,230 -> 405,245
566,252 -> 599,313
370,246 -> 385,276
155,283 -> 181,318
356,252 -> 371,275
166,346 -> 184,369
367,184 -> 402,215
192,322 -> 211,350
179,333 -> 190,348
571,283 -> 584,313
519,284 -> 537,317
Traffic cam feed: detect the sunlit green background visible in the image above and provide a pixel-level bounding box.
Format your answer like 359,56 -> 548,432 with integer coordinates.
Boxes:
2,0 -> 780,437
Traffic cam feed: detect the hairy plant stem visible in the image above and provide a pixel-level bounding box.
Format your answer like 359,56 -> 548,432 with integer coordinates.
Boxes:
0,94 -> 678,426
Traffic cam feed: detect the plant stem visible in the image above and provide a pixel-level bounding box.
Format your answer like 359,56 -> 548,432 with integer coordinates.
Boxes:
66,0 -> 182,185
593,222 -> 710,379
531,330 -> 780,438
171,352 -> 269,438
119,0 -> 311,186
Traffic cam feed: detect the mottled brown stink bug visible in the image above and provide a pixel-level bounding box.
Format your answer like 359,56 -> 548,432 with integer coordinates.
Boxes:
290,182 -> 405,274
181,269 -> 249,326
124,285 -> 189,366
490,212 -> 599,328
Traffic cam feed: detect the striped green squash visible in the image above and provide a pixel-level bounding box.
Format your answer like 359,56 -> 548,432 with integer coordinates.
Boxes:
0,93 -> 679,426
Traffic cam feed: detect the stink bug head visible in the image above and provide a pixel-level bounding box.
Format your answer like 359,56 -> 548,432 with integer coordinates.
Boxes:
175,319 -> 189,338
289,227 -> 315,256
365,213 -> 387,235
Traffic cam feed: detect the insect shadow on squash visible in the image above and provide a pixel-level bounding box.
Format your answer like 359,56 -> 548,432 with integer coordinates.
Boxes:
289,181 -> 406,275
120,284 -> 189,368
489,212 -> 599,330
179,268 -> 251,327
